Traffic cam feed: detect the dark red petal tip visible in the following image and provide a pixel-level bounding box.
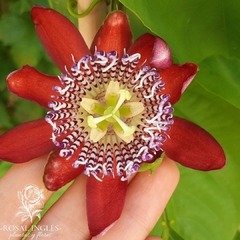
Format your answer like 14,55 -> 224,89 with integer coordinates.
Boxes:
151,36 -> 172,69
160,63 -> 198,104
90,11 -> 132,57
163,116 -> 226,171
0,119 -> 55,163
7,65 -> 61,109
86,175 -> 127,236
127,33 -> 155,66
127,33 -> 172,68
31,6 -> 90,73
43,150 -> 84,191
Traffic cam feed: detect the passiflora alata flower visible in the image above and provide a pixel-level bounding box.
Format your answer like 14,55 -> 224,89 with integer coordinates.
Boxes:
0,6 -> 226,236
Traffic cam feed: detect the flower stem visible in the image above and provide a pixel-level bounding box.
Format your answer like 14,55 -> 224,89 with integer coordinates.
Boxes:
161,208 -> 170,240
111,0 -> 125,11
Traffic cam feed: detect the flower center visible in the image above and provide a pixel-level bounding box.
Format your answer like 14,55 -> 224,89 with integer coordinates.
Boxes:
80,80 -> 144,143
45,50 -> 174,180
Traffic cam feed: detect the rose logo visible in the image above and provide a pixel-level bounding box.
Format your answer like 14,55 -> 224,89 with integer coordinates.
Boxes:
16,184 -> 45,223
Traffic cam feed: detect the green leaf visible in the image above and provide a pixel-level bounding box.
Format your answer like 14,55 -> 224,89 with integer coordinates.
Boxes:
168,227 -> 185,240
0,102 -> 13,129
120,1 -> 240,238
0,161 -> 12,177
126,8 -> 151,39
171,166 -> 238,240
196,55 -> 240,110
13,99 -> 46,124
0,43 -> 15,91
120,0 -> 240,62
233,229 -> 240,240
0,15 -> 26,45
0,2 -> 46,67
170,80 -> 240,240
9,32 -> 44,67
160,209 -> 186,240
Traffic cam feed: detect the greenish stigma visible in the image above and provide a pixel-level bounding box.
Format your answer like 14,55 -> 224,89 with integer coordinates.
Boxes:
80,81 -> 144,143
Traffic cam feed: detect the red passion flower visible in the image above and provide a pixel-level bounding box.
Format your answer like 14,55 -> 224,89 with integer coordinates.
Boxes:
0,6 -> 226,236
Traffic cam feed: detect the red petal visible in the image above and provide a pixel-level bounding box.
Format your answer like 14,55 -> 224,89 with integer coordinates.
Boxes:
160,63 -> 198,104
43,149 -> 84,191
86,175 -> 127,236
127,33 -> 172,68
163,116 -> 226,171
7,65 -> 61,109
0,119 -> 55,163
90,11 -> 132,57
31,6 -> 90,73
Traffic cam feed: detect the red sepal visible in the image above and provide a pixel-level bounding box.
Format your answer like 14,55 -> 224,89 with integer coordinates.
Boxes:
31,6 -> 90,73
43,149 -> 84,191
160,63 -> 198,104
0,119 -> 55,163
163,116 -> 226,170
127,33 -> 172,68
86,175 -> 127,236
7,65 -> 61,109
90,11 -> 132,57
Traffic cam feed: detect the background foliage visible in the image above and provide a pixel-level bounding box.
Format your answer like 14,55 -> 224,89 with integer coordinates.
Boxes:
0,0 -> 240,239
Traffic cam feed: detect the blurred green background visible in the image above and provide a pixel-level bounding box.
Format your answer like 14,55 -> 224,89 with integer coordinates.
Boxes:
0,0 -> 240,239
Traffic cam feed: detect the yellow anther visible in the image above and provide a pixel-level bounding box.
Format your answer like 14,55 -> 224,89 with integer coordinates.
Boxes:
112,115 -> 136,137
105,81 -> 119,103
80,98 -> 101,114
119,102 -> 144,117
89,128 -> 107,142
87,114 -> 111,128
112,89 -> 132,114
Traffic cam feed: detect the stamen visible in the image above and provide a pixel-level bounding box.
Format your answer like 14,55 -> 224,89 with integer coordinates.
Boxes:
104,80 -> 119,103
119,102 -> 144,118
80,98 -> 104,114
112,89 -> 131,114
88,114 -> 111,128
89,128 -> 107,143
112,115 -> 136,137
